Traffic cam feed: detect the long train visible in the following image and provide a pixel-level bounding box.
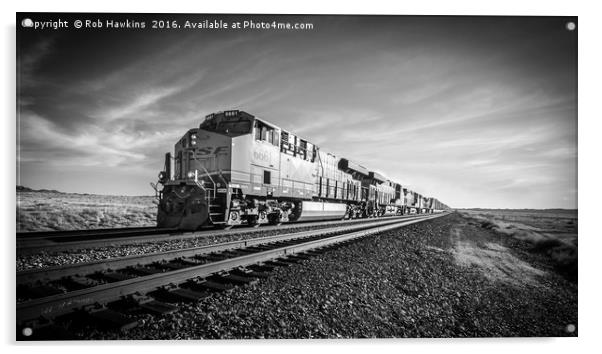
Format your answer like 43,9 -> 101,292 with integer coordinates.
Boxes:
154,110 -> 449,230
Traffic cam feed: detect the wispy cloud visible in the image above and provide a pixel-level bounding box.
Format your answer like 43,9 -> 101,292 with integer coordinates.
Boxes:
94,71 -> 207,122
18,111 -> 175,168
18,37 -> 55,88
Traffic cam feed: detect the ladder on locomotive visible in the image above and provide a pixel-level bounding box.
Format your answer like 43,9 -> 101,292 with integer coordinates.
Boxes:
191,153 -> 227,225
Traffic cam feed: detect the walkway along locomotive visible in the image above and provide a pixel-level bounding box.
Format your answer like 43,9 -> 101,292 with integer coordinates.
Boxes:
153,110 -> 449,230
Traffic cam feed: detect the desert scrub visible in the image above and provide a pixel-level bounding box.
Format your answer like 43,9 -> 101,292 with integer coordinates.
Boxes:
459,210 -> 577,282
17,190 -> 156,231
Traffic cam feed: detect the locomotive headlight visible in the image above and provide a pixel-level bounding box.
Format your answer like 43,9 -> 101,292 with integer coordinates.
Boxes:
187,171 -> 195,179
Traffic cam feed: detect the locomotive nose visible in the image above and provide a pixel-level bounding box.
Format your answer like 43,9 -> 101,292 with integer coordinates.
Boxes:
157,185 -> 209,230
177,198 -> 209,230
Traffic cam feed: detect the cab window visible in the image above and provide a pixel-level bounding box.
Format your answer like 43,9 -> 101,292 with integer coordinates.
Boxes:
199,114 -> 252,137
255,120 -> 278,147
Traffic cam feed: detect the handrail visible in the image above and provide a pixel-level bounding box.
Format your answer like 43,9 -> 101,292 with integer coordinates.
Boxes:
316,147 -> 324,175
194,180 -> 207,192
189,151 -> 216,186
217,170 -> 228,188
189,151 -> 217,203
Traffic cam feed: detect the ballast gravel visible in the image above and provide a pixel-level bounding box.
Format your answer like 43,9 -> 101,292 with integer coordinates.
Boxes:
80,213 -> 577,339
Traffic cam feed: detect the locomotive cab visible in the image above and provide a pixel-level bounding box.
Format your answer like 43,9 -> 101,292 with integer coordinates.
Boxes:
156,110 -> 300,229
157,111 -> 255,229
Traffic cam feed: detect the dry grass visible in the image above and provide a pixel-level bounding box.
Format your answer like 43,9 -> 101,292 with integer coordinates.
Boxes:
17,190 -> 157,232
459,209 -> 577,281
452,239 -> 546,286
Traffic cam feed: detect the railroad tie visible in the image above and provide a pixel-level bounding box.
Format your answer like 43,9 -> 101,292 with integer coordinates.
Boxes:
265,259 -> 293,267
126,265 -> 164,276
83,304 -> 139,331
62,276 -> 102,291
286,254 -> 312,261
154,285 -> 210,302
187,278 -> 235,292
249,264 -> 275,272
137,300 -> 178,315
209,273 -> 259,286
124,294 -> 179,315
99,271 -> 136,283
228,267 -> 268,279
206,253 -> 228,261
156,262 -> 187,271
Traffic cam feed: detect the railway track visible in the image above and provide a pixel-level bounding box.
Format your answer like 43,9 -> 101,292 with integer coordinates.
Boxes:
17,214 -> 425,255
17,213 -> 447,340
17,226 -> 171,239
16,226 -> 179,254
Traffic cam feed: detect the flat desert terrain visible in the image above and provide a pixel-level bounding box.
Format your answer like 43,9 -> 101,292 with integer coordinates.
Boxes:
459,209 -> 577,282
16,187 -> 156,232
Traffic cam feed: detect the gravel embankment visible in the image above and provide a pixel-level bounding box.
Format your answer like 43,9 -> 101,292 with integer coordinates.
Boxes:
17,219 -> 393,271
81,212 -> 577,339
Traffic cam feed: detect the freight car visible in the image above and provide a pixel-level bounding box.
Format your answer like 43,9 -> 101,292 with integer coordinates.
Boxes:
153,110 -> 449,230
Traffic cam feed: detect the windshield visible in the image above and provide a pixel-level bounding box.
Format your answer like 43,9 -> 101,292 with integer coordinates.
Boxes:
199,113 -> 253,137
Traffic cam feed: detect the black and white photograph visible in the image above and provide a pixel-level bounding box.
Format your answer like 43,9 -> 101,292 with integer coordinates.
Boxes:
15,11 -> 578,341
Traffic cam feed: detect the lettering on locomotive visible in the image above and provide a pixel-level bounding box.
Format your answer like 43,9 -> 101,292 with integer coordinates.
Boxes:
195,146 -> 229,156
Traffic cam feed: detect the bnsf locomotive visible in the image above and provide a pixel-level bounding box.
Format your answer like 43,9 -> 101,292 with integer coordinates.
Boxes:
154,110 -> 449,230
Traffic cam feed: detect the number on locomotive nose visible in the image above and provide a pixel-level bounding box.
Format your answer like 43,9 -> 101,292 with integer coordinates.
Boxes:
253,150 -> 269,161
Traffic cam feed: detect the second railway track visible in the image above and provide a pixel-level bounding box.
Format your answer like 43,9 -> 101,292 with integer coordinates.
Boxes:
17,213 -> 447,337
17,214 -> 427,255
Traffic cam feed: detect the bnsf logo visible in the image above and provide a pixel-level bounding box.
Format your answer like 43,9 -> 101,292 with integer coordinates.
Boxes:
195,146 -> 229,156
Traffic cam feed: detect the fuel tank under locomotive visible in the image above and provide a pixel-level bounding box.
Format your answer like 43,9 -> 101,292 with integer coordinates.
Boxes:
157,183 -> 208,230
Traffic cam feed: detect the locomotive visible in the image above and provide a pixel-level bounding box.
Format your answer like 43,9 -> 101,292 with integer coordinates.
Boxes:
153,110 -> 449,230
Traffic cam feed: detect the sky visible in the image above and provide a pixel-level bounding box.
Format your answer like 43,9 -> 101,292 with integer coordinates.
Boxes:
16,14 -> 577,208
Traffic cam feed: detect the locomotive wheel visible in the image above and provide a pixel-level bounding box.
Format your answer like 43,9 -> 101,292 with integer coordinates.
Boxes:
247,215 -> 260,228
267,212 -> 281,225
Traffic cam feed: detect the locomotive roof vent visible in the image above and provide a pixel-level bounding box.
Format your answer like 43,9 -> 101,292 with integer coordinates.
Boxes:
338,158 -> 369,177
369,171 -> 387,184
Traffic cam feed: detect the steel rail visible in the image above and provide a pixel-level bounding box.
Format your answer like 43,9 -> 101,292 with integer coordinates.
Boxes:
16,213 -> 447,324
17,215 -> 426,285
16,213 -> 430,255
16,227 -> 180,252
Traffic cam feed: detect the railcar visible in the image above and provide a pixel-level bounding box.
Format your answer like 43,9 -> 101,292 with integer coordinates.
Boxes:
154,110 -> 449,230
